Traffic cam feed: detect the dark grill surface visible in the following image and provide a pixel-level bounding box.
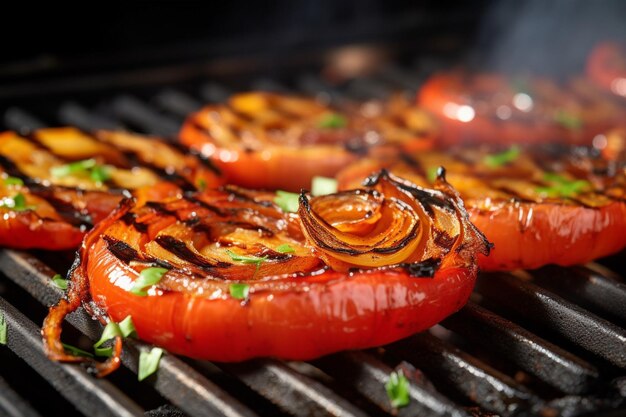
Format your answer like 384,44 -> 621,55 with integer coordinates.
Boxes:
0,63 -> 625,417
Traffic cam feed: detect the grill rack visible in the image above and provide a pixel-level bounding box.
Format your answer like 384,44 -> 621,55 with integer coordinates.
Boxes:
0,68 -> 625,417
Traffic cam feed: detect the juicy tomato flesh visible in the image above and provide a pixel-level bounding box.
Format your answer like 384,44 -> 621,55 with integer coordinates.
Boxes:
418,72 -> 620,146
179,92 -> 434,192
88,236 -> 475,361
337,147 -> 626,271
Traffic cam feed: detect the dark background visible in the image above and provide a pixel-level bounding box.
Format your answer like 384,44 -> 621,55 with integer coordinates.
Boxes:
1,1 -> 626,94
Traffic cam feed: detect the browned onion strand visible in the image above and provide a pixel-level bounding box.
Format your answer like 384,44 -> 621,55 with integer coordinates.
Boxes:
298,169 -> 491,272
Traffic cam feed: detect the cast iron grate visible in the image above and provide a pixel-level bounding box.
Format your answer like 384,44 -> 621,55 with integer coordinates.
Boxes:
0,68 -> 625,417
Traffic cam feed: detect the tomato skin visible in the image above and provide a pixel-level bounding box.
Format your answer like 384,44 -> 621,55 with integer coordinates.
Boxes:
418,73 -> 613,146
179,116 -> 357,192
0,210 -> 85,250
587,42 -> 626,96
337,157 -> 626,272
88,237 -> 476,361
473,201 -> 626,271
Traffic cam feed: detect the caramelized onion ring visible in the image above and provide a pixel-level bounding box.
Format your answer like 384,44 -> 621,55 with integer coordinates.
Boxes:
299,169 -> 491,272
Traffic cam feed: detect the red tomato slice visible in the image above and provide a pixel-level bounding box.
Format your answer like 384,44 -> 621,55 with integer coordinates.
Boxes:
179,92 -> 434,191
43,175 -> 489,374
418,72 -> 620,146
586,42 -> 626,98
337,146 -> 626,271
0,128 -> 223,250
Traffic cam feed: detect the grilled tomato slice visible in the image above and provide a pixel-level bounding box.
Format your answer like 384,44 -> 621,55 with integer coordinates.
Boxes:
0,128 -> 222,250
587,42 -> 626,98
179,92 -> 435,191
43,173 -> 489,375
418,71 -> 621,146
338,145 -> 626,271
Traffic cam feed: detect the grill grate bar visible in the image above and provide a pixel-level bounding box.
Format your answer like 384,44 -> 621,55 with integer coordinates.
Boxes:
389,332 -> 540,416
443,301 -> 599,394
0,295 -> 145,417
216,359 -> 369,417
0,249 -> 259,417
314,351 -> 469,417
476,272 -> 626,368
531,265 -> 626,324
153,89 -> 203,118
58,102 -> 124,131
0,374 -> 44,417
111,95 -> 181,137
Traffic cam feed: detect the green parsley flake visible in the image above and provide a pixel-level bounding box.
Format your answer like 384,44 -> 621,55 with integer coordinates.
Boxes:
0,193 -> 34,211
226,250 -> 267,266
536,172 -> 591,197
197,178 -> 207,192
385,370 -> 410,408
483,145 -> 520,168
0,312 -> 6,345
62,343 -> 94,358
93,316 -> 137,357
51,158 -> 111,183
130,267 -> 168,296
426,166 -> 438,183
138,347 -> 164,381
276,244 -> 295,254
229,283 -> 250,300
3,177 -> 24,186
311,176 -> 338,196
554,110 -> 583,130
274,190 -> 300,213
51,274 -> 68,290
317,113 -> 347,129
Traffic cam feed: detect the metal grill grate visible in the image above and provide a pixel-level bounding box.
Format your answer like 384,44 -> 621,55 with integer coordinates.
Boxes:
0,67 -> 625,417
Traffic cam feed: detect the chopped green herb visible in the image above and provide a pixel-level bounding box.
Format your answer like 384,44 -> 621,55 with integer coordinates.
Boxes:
483,145 -> 520,168
226,250 -> 268,266
274,190 -> 300,213
385,370 -> 410,409
138,347 -> 164,381
3,177 -> 23,186
0,193 -> 35,211
317,113 -> 347,129
0,312 -> 6,345
119,316 -> 137,339
130,267 -> 168,296
51,158 -> 111,183
311,176 -> 338,196
554,110 -> 583,130
89,165 -> 111,183
536,172 -> 591,197
197,178 -> 207,192
229,283 -> 250,300
93,316 -> 137,357
51,158 -> 97,177
51,274 -> 68,290
426,166 -> 438,183
62,343 -> 94,358
276,243 -> 295,254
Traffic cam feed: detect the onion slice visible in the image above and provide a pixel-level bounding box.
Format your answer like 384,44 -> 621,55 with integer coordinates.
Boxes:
298,169 -> 491,272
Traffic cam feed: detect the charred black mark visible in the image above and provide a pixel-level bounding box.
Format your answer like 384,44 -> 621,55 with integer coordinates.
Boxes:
103,235 -> 140,264
26,186 -> 94,228
155,235 -> 230,268
182,195 -> 229,216
180,145 -> 222,176
400,258 -> 441,278
145,201 -> 177,216
120,211 -> 148,233
0,155 -> 30,182
433,230 -> 457,250
223,186 -> 274,207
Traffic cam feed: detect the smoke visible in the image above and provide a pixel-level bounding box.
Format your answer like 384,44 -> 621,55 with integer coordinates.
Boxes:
469,0 -> 626,78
